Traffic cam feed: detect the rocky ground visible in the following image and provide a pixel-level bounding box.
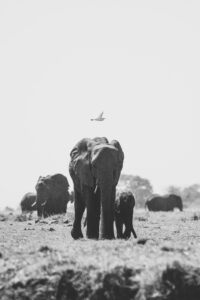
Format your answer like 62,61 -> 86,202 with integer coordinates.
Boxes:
0,209 -> 200,299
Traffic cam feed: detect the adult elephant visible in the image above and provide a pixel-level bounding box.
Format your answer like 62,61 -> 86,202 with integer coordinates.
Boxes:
69,137 -> 124,240
145,194 -> 183,211
35,173 -> 70,217
115,190 -> 137,239
20,192 -> 37,213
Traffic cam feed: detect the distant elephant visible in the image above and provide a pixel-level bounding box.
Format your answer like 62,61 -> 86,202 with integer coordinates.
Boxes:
145,194 -> 183,211
115,190 -> 137,239
35,173 -> 70,217
69,137 -> 124,239
20,193 -> 37,213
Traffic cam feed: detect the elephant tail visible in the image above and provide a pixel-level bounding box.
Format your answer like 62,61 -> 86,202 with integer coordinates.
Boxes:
131,226 -> 137,239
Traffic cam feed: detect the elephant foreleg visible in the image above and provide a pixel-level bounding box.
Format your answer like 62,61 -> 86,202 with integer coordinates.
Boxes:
86,188 -> 100,239
100,187 -> 115,239
115,215 -> 123,239
123,212 -> 133,239
71,189 -> 85,239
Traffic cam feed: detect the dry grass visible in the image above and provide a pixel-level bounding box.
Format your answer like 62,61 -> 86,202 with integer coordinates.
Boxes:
1,209 -> 200,299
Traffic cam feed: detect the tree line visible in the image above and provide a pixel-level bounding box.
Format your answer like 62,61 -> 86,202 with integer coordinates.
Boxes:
118,174 -> 200,208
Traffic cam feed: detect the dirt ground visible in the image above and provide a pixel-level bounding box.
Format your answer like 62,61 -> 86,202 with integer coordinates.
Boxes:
1,208 -> 200,299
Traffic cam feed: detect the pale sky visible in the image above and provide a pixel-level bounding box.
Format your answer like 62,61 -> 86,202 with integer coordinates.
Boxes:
0,1 -> 200,209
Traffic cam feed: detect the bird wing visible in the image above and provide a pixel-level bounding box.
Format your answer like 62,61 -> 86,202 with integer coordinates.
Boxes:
97,111 -> 104,119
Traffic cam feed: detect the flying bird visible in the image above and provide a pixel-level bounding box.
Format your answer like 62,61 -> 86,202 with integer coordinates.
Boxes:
90,111 -> 105,121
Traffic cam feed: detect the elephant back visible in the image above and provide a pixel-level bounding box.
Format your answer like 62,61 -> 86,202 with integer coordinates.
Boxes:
146,196 -> 164,211
35,173 -> 69,197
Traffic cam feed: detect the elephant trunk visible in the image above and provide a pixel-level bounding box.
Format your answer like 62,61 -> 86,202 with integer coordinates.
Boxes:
36,194 -> 48,217
91,146 -> 120,239
179,203 -> 183,211
99,184 -> 115,239
178,197 -> 183,211
37,203 -> 43,217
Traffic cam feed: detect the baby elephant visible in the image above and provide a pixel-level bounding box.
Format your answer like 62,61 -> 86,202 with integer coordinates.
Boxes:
115,190 -> 137,239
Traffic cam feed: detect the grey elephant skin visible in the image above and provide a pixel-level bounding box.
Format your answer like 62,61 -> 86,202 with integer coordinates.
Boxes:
35,173 -> 70,217
69,191 -> 74,203
145,194 -> 183,211
20,192 -> 37,213
69,137 -> 124,240
115,190 -> 137,239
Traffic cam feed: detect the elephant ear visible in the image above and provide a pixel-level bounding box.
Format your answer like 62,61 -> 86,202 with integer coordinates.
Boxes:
70,139 -> 94,188
110,140 -> 124,185
35,176 -> 43,191
110,140 -> 124,171
115,192 -> 121,214
72,153 -> 94,188
70,138 -> 90,160
50,174 -> 69,191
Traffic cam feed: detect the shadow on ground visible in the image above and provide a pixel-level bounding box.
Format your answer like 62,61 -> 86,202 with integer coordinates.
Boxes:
1,248 -> 200,300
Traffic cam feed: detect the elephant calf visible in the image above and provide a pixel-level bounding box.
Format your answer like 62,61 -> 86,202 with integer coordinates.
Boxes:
115,190 -> 137,239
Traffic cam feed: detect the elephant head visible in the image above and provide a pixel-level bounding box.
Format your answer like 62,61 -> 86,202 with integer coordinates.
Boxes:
35,176 -> 50,217
69,137 -> 124,239
20,193 -> 37,213
35,174 -> 69,217
168,194 -> 183,211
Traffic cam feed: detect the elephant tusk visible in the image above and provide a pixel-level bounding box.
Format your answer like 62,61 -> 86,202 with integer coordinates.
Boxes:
94,185 -> 98,194
31,201 -> 36,207
41,201 -> 47,207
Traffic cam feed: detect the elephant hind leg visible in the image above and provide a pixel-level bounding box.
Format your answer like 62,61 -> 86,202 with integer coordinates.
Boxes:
71,190 -> 85,240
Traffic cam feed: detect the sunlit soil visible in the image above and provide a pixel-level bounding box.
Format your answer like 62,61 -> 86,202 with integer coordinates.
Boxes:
1,208 -> 200,299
